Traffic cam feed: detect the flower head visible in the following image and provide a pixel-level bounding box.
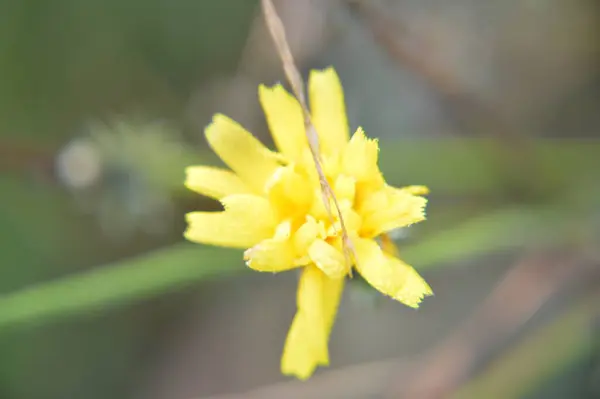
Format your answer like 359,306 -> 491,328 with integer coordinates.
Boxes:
185,67 -> 432,380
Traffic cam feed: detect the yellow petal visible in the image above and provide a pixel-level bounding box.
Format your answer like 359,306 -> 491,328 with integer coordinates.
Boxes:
266,165 -> 313,220
308,170 -> 354,225
400,185 -> 430,196
293,216 -> 322,251
292,216 -> 327,266
327,203 -> 362,238
298,147 -> 320,186
354,238 -> 432,308
184,194 -> 276,248
359,186 -> 427,238
281,266 -> 344,380
185,166 -> 251,199
259,84 -> 308,161
380,233 -> 400,258
308,239 -> 348,278
334,174 -> 356,203
322,271 -> 345,336
308,67 -> 350,156
244,221 -> 298,272
341,127 -> 381,182
205,114 -> 281,193
321,151 -> 343,180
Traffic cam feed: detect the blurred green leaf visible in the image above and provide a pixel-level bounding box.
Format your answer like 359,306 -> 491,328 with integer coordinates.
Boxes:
1,136 -> 598,330
403,206 -> 566,270
198,138 -> 600,201
0,203 -> 569,329
377,139 -> 600,197
0,244 -> 241,330
0,176 -> 89,291
0,0 -> 257,140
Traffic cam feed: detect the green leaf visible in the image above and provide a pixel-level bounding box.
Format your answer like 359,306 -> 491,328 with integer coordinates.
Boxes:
0,204 -> 566,329
0,244 -> 240,330
377,139 -> 600,197
403,206 -> 565,271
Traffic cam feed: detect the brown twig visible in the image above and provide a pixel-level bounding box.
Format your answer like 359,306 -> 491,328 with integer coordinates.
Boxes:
451,289 -> 600,399
200,358 -> 406,399
261,0 -> 356,267
344,0 -> 513,139
0,138 -> 56,177
389,250 -> 595,398
344,0 -> 548,203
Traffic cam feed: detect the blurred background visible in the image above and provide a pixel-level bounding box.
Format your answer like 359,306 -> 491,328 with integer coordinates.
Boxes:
0,0 -> 599,398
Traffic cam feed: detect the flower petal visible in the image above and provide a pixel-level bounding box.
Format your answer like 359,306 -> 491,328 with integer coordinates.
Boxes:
259,84 -> 308,161
334,174 -> 356,203
354,238 -> 432,308
327,201 -> 362,237
292,216 -> 327,266
341,127 -> 381,183
309,239 -> 348,278
185,166 -> 251,199
266,165 -> 313,220
281,266 -> 345,380
359,186 -> 427,238
400,185 -> 430,196
184,194 -> 276,248
308,67 -> 350,156
205,114 -> 281,193
244,221 -> 298,272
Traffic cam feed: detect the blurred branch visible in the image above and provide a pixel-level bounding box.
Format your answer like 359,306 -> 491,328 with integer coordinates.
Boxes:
344,0 -> 517,140
200,358 -> 406,399
0,138 -> 55,178
389,251 -> 598,398
451,290 -> 599,399
261,0 -> 307,106
344,0 -> 547,198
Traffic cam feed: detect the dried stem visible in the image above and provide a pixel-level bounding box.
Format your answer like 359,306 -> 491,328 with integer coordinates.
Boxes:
451,289 -> 600,399
198,358 -> 406,399
0,138 -> 55,173
388,250 -> 595,398
260,0 -> 356,267
344,0 -> 513,139
345,0 -> 545,201
260,0 -> 307,109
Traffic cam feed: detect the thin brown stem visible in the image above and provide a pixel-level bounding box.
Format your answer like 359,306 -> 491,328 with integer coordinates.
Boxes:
260,0 -> 356,267
389,250 -> 595,398
344,0 -> 549,201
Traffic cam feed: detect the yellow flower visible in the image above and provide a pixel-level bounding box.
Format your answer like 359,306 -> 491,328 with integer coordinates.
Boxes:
184,67 -> 433,380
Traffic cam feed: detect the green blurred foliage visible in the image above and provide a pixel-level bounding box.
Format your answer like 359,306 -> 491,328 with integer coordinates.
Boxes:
0,0 -> 258,140
0,0 -> 597,397
0,1 -> 257,398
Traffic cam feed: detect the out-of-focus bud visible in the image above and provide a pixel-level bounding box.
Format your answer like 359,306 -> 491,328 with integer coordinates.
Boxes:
58,116 -> 200,241
55,138 -> 103,190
